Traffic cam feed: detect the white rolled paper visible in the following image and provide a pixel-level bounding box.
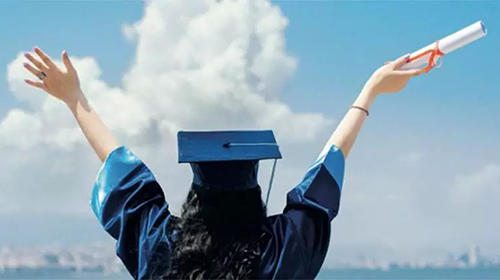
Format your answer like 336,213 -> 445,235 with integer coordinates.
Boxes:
400,21 -> 487,70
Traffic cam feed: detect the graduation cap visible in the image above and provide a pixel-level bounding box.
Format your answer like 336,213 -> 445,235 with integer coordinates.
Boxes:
178,130 -> 282,203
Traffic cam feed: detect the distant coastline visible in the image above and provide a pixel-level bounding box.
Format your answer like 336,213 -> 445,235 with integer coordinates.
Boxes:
1,266 -> 500,280
319,266 -> 500,280
1,245 -> 499,279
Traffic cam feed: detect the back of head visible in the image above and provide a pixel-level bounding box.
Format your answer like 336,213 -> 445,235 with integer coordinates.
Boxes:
167,130 -> 280,279
164,185 -> 267,280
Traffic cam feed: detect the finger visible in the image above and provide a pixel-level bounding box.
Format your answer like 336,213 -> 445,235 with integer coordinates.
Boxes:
62,50 -> 76,73
412,68 -> 427,77
24,52 -> 48,72
24,79 -> 46,90
23,62 -> 43,79
392,53 -> 411,69
34,47 -> 57,69
398,67 -> 426,77
384,61 -> 392,65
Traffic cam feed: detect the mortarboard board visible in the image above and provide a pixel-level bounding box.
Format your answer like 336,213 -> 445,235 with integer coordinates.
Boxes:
178,130 -> 282,193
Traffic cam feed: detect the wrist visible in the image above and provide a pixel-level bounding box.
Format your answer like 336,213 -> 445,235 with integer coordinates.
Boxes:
353,87 -> 377,110
361,82 -> 380,97
65,91 -> 88,113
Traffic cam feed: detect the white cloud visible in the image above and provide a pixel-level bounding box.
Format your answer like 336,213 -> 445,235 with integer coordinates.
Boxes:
0,109 -> 43,150
0,0 -> 331,215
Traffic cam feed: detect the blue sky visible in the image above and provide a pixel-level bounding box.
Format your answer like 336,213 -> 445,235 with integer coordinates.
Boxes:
0,0 -> 499,262
1,1 -> 498,139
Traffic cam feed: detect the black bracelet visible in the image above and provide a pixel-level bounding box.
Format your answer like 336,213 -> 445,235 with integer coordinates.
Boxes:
351,105 -> 369,116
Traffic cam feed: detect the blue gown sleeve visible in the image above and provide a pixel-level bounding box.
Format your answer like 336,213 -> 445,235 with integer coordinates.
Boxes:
90,146 -> 174,280
260,145 -> 345,279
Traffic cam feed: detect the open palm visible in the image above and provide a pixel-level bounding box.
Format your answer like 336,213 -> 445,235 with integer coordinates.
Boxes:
23,47 -> 82,104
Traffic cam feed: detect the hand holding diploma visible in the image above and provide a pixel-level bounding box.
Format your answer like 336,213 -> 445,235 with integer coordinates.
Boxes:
365,54 -> 425,96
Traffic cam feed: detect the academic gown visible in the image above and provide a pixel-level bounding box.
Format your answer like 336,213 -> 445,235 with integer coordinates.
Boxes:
91,146 -> 345,280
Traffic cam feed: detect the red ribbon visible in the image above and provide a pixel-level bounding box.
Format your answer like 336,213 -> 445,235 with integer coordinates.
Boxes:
407,41 -> 445,73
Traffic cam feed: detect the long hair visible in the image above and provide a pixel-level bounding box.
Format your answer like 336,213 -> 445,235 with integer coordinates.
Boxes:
163,185 -> 267,280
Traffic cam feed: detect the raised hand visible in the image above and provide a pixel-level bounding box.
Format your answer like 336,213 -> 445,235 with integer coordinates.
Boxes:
23,47 -> 83,105
365,54 -> 426,95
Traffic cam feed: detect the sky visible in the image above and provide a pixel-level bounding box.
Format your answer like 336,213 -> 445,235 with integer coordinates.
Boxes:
0,0 -> 499,265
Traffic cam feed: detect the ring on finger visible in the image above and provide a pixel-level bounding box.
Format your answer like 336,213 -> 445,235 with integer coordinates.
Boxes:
38,71 -> 46,81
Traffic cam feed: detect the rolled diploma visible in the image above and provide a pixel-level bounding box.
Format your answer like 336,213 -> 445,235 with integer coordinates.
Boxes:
400,21 -> 487,70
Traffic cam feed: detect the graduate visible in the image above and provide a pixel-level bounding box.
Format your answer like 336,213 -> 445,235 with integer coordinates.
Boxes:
22,47 -> 424,279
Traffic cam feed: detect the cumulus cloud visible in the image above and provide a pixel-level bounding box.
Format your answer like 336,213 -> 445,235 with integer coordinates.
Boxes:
0,0 -> 332,215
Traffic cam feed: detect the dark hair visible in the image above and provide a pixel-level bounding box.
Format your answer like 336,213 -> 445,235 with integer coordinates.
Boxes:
163,185 -> 267,279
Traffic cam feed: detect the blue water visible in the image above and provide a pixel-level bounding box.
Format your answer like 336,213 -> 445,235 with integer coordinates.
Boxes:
318,267 -> 500,279
1,267 -> 499,279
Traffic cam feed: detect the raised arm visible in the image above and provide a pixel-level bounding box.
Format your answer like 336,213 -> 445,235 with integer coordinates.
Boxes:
263,55 -> 425,279
23,47 -> 119,162
23,47 -> 172,279
67,96 -> 119,162
322,54 -> 424,158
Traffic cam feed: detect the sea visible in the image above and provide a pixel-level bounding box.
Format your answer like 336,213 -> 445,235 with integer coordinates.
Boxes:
1,267 -> 500,279
318,267 -> 500,279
